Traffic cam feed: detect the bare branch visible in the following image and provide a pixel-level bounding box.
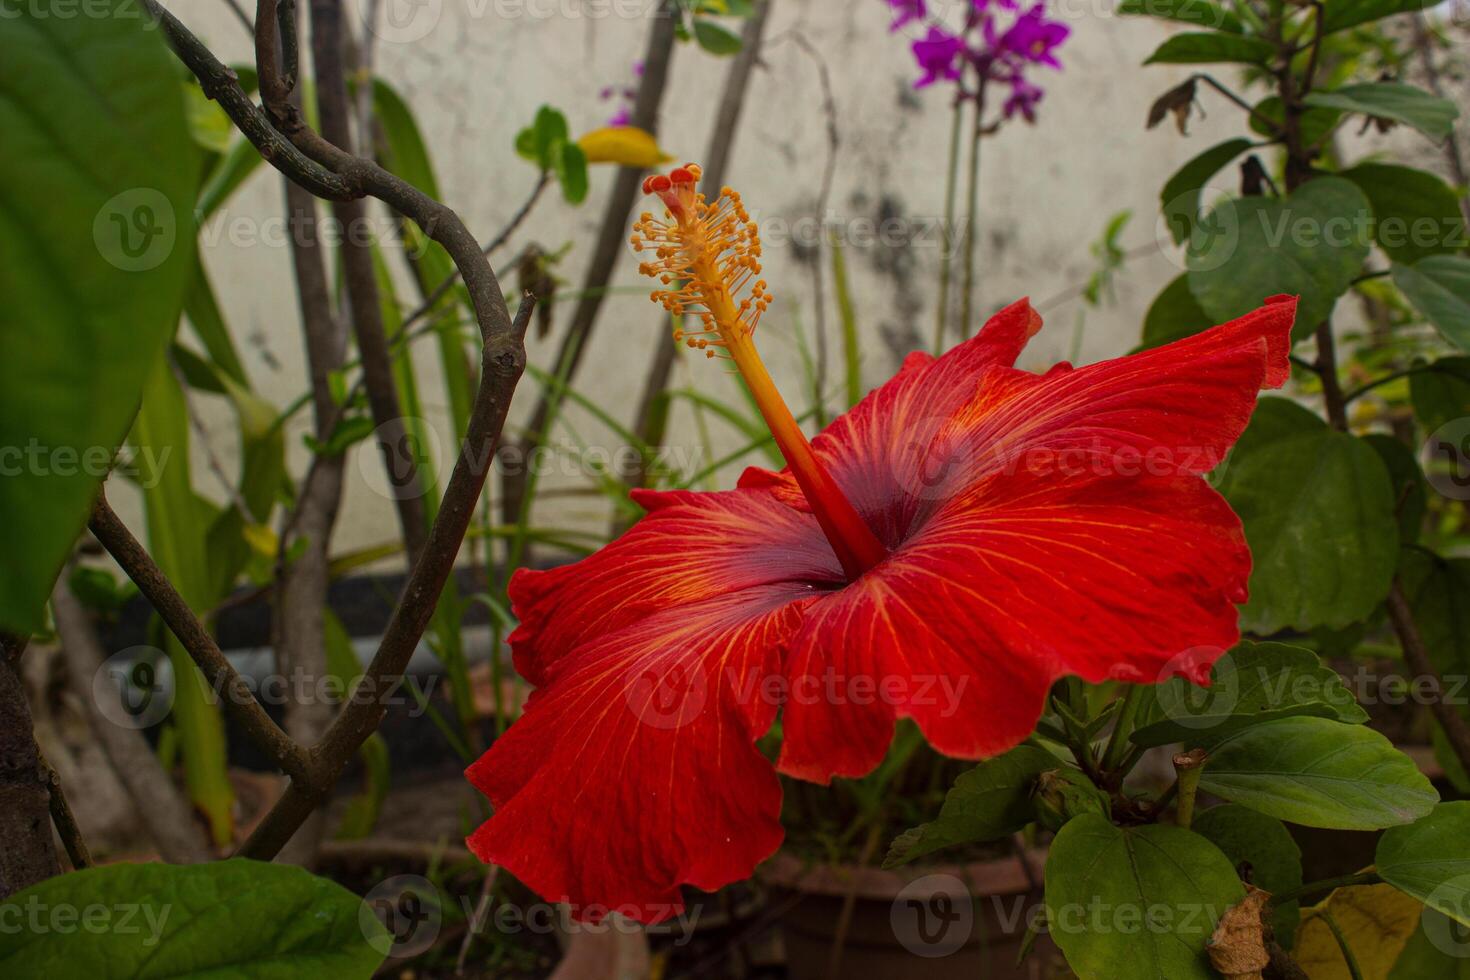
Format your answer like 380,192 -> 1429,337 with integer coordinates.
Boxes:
1386,580 -> 1470,781
0,647 -> 60,897
88,494 -> 313,783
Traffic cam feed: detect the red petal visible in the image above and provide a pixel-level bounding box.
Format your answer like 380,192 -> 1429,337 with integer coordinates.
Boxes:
779,469 -> 1246,781
508,488 -> 842,686
471,489 -> 838,922
738,298 -> 1042,543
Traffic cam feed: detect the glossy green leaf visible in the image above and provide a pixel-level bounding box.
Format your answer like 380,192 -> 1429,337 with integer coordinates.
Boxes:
0,0 -> 200,628
1394,256 -> 1470,352
1144,32 -> 1275,65
1304,83 -> 1459,141
1160,138 -> 1253,246
1199,716 -> 1438,830
1194,804 -> 1303,944
1341,164 -> 1468,265
1378,802 -> 1470,927
0,860 -> 387,977
1045,815 -> 1245,979
1118,0 -> 1245,32
1130,641 -> 1367,748
1188,177 -> 1371,340
883,745 -> 1057,867
1140,273 -> 1214,349
1218,398 -> 1398,633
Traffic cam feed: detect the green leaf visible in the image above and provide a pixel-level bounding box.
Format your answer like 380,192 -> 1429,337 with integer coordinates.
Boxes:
0,860 -> 387,976
1304,83 -> 1459,141
1199,716 -> 1438,830
0,0 -> 200,629
1187,177 -> 1371,340
1410,357 -> 1470,434
1194,804 -> 1304,945
1140,273 -> 1214,349
1249,96 -> 1341,146
1321,0 -> 1436,35
1363,433 -> 1427,545
1117,0 -> 1245,32
555,141 -> 589,204
1390,920 -> 1470,979
516,104 -> 569,170
1045,815 -> 1245,979
1394,256 -> 1470,352
693,19 -> 743,55
1378,802 -> 1470,927
1217,398 -> 1398,633
882,744 -> 1057,867
1160,138 -> 1253,246
1144,32 -> 1275,65
1130,641 -> 1367,749
1341,164 -> 1467,265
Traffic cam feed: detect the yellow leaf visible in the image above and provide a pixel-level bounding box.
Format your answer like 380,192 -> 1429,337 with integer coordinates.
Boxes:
241,522 -> 278,559
576,126 -> 674,168
1294,883 -> 1423,980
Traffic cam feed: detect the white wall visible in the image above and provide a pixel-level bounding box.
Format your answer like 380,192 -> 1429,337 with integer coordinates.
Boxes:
139,0 -> 1412,562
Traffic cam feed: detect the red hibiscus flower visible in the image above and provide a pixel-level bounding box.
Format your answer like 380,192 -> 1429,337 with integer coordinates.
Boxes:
467,164 -> 1297,923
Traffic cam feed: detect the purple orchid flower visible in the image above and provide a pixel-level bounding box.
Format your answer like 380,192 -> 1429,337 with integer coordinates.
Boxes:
911,26 -> 965,88
887,0 -> 927,32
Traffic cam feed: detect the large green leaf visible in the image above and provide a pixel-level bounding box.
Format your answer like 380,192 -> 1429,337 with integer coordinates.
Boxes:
1378,802 -> 1470,927
1140,273 -> 1214,349
1341,164 -> 1468,265
1363,433 -> 1427,545
1321,0 -> 1435,34
1130,641 -> 1366,748
0,0 -> 199,628
1160,138 -> 1253,246
1394,256 -> 1470,352
1218,398 -> 1398,633
1194,804 -> 1304,945
1304,83 -> 1459,141
1397,552 -> 1470,701
0,860 -> 387,977
1118,0 -> 1245,32
1144,32 -> 1275,65
1199,716 -> 1438,830
1045,815 -> 1245,979
1188,178 -> 1371,339
883,744 -> 1057,867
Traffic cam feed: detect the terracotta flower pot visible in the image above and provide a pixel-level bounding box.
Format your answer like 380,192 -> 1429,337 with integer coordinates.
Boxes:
758,848 -> 1054,980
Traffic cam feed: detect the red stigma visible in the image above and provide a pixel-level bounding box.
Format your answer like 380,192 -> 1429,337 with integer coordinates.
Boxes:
669,167 -> 695,185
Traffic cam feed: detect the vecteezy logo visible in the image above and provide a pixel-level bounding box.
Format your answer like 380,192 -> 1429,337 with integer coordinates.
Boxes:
1421,876 -> 1470,959
360,875 -> 442,958
1152,646 -> 1234,730
94,188 -> 176,272
357,417 -> 440,501
1423,418 -> 1470,501
367,0 -> 443,44
624,660 -> 708,730
890,873 -> 974,958
92,646 -> 173,730
1155,180 -> 1240,273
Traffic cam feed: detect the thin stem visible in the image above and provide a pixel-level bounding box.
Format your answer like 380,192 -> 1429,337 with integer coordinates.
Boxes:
934,98 -> 963,353
1315,321 -> 1349,430
958,84 -> 985,337
39,757 -> 93,870
1272,871 -> 1381,906
1321,910 -> 1366,980
1100,684 -> 1144,774
1387,580 -> 1470,780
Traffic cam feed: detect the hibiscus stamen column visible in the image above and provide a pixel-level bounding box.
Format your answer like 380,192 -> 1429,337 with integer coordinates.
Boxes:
631,164 -> 888,579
